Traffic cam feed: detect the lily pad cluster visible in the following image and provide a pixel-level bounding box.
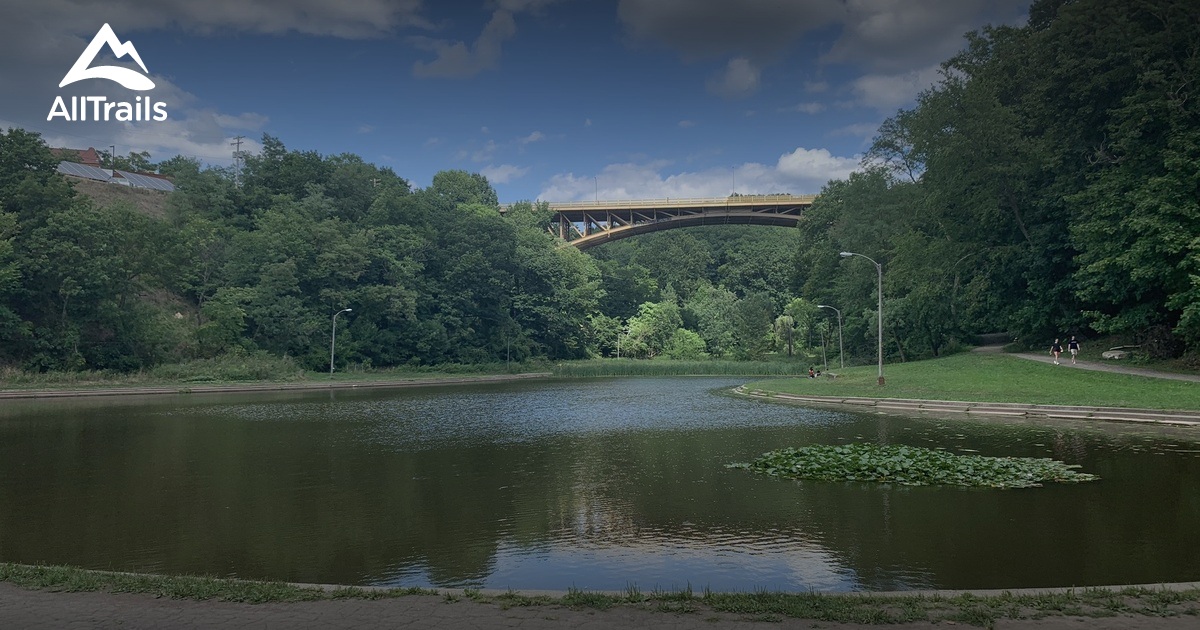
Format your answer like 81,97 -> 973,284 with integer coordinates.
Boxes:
727,443 -> 1099,488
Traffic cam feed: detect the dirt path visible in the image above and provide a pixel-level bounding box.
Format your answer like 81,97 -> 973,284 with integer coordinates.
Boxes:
2,583 -> 1197,629
973,345 -> 1200,383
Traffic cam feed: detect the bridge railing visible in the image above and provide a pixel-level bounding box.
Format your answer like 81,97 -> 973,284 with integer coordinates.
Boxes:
500,194 -> 818,212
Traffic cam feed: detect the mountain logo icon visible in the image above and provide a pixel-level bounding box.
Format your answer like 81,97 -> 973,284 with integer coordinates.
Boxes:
59,24 -> 155,91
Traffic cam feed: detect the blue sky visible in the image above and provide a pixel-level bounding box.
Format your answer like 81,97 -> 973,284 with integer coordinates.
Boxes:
2,1 -> 1028,202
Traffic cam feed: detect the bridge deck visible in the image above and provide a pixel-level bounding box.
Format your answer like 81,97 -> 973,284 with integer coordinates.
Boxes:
523,195 -> 817,248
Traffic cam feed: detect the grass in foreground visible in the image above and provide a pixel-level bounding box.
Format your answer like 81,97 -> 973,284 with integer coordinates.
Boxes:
2,563 -> 1198,627
748,352 -> 1200,410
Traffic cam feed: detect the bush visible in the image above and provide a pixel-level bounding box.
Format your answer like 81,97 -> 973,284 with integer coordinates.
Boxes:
147,352 -> 305,382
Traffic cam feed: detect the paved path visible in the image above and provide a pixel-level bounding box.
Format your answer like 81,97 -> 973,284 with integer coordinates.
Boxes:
974,344 -> 1200,383
3,583 -> 1198,629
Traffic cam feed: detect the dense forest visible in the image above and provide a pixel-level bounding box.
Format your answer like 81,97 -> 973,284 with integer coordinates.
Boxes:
790,0 -> 1199,363
0,0 -> 1196,373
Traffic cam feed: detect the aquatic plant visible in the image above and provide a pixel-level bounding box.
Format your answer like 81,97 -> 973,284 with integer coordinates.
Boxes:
727,443 -> 1099,488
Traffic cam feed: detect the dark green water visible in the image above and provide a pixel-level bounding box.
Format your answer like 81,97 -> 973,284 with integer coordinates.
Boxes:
2,377 -> 1199,592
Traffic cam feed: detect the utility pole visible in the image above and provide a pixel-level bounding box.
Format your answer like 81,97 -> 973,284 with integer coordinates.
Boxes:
231,135 -> 245,188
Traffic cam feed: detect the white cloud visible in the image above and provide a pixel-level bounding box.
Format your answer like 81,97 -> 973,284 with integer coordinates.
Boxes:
677,120 -> 696,128
538,147 -> 859,201
779,102 -> 825,114
584,118 -> 592,127
851,65 -> 942,111
408,0 -> 567,79
471,140 -> 499,162
518,130 -> 545,144
213,112 -> 270,131
706,57 -> 761,98
423,137 -> 442,147
0,3 -> 418,168
616,0 -> 1027,103
617,0 -> 843,60
356,124 -> 375,134
411,9 -> 516,78
823,0 -> 1027,72
831,122 -> 881,136
4,1 -> 430,41
481,163 -> 529,184
775,147 -> 858,180
496,0 -> 561,12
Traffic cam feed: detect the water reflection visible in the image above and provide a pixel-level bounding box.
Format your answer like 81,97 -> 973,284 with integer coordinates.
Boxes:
0,377 -> 1198,591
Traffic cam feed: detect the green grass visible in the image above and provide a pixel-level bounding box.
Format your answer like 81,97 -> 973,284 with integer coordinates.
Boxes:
3,563 -> 1199,626
551,359 -> 806,378
748,352 -> 1199,410
0,358 -> 549,391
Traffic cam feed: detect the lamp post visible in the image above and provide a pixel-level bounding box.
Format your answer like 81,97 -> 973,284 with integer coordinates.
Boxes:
840,251 -> 884,385
817,304 -> 844,370
330,308 -> 352,379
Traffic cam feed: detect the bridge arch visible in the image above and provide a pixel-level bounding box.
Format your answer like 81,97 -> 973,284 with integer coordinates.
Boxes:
520,195 -> 817,250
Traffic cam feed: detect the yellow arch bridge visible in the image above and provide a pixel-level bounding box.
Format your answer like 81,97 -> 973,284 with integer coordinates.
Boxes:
510,194 -> 817,250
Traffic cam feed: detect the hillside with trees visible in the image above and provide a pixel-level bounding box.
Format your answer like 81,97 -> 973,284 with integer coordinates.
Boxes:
0,0 -> 1196,375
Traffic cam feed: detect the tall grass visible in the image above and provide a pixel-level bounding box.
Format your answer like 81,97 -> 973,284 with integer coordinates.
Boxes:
0,356 -> 554,390
148,353 -> 306,382
552,359 -> 808,378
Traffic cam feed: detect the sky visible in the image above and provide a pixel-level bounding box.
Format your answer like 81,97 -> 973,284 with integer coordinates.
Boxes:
1,0 -> 1029,203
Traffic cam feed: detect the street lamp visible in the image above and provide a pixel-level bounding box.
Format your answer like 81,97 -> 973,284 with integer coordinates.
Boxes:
840,251 -> 884,385
817,304 -> 844,370
330,308 -> 352,379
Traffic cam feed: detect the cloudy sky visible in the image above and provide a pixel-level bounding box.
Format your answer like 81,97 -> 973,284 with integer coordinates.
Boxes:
1,0 -> 1028,202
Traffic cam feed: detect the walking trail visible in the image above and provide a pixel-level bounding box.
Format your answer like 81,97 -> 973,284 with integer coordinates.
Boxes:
2,582 -> 1198,629
974,344 -> 1200,383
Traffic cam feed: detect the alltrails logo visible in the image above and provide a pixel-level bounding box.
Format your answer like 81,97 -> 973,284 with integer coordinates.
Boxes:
47,24 -> 168,122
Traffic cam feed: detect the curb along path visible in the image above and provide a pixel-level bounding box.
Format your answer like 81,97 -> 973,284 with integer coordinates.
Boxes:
734,386 -> 1200,427
0,373 -> 553,400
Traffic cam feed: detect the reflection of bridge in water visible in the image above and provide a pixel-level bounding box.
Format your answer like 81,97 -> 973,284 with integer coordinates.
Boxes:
528,194 -> 817,249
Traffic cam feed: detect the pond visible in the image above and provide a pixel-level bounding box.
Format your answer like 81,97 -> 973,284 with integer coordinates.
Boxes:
1,377 -> 1198,592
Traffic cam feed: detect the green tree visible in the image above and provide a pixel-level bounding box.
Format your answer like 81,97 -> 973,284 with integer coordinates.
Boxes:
663,328 -> 707,360
684,284 -> 738,357
624,300 -> 683,359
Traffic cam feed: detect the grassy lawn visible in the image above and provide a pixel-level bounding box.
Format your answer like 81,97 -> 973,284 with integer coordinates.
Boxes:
0,358 -> 809,391
0,360 -> 548,391
748,352 -> 1200,410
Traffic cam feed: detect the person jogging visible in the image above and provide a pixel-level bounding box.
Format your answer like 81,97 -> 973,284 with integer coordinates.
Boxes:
1050,339 -> 1063,365
1068,336 -> 1080,364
